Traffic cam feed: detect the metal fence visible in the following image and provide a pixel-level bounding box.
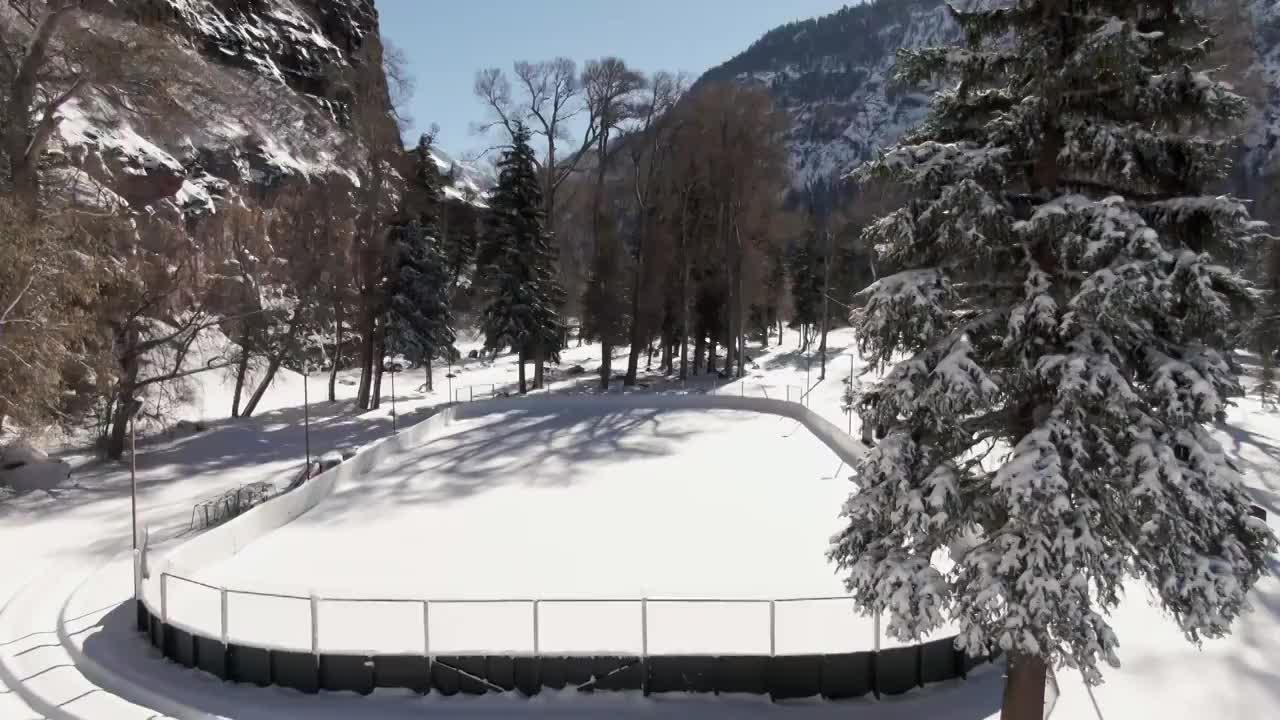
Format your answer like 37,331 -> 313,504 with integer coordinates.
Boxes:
153,570 -> 884,658
151,375 -> 852,660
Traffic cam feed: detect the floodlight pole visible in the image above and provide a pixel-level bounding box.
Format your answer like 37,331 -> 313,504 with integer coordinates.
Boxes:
130,413 -> 138,550
303,369 -> 311,478
390,363 -> 398,435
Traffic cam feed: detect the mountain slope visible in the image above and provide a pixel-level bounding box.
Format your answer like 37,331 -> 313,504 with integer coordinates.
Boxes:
702,0 -> 1280,208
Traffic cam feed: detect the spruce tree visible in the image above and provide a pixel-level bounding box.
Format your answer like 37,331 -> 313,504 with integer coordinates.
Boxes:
1259,349 -> 1277,410
385,134 -> 455,379
789,239 -> 822,346
478,122 -> 565,394
829,4 -> 1276,718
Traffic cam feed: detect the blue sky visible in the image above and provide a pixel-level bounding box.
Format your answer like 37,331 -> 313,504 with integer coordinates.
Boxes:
375,0 -> 852,157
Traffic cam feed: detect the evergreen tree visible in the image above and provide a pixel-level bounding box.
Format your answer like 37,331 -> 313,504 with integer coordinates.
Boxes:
829,4 -> 1276,718
1259,349 -> 1277,409
478,122 -> 565,394
789,238 -> 822,346
385,134 -> 455,378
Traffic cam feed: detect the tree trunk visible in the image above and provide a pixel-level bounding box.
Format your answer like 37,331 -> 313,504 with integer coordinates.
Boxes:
777,318 -> 783,347
518,348 -> 528,394
426,358 -> 433,391
104,325 -> 142,460
240,352 -> 285,418
371,332 -> 386,410
708,338 -> 717,375
356,302 -> 376,410
693,327 -> 705,377
106,395 -> 132,461
329,297 -> 343,402
624,215 -> 646,386
600,340 -> 612,390
533,343 -> 545,390
1000,654 -> 1047,720
819,229 -> 833,381
231,343 -> 249,419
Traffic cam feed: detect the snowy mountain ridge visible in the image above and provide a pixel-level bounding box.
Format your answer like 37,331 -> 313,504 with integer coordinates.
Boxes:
703,0 -> 1280,207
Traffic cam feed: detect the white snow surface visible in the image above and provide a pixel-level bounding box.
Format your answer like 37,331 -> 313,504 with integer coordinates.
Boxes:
0,327 -> 1277,718
183,404 -> 935,657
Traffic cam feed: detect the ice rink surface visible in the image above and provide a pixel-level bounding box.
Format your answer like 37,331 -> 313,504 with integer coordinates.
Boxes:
186,406 -> 939,655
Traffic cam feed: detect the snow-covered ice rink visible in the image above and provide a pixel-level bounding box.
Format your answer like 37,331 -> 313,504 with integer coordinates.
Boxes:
174,405 -> 943,655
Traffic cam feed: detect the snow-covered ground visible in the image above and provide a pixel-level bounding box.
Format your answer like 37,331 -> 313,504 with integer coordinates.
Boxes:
183,405 -> 945,656
1,326 -> 1277,719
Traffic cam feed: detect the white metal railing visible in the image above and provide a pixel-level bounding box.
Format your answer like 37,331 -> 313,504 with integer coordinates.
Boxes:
145,378 -> 867,658
447,379 -> 810,406
150,571 -> 885,658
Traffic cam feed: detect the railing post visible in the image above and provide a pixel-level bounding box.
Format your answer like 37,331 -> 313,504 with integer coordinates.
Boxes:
532,600 -> 540,655
641,598 -> 649,658
423,600 -> 431,656
310,595 -> 320,656
160,573 -> 168,624
769,600 -> 777,656
873,609 -> 881,652
220,587 -> 229,645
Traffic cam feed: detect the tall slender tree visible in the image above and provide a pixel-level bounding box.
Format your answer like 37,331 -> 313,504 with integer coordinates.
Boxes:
385,135 -> 455,381
829,4 -> 1276,719
478,122 -> 565,394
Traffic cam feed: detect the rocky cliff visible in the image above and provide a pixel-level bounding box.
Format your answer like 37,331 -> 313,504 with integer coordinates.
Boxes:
52,0 -> 396,223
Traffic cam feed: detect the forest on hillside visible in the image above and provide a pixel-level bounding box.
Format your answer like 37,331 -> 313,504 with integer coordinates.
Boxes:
0,0 -> 879,459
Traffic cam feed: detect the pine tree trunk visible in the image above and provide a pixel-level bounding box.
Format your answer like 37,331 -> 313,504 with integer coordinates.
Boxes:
777,318 -> 783,347
692,329 -> 704,377
518,348 -> 528,394
356,303 -> 376,410
1001,654 -> 1047,720
600,340 -> 612,390
371,334 -> 386,410
708,339 -> 717,376
329,297 -> 343,402
426,358 -> 433,391
533,341 -> 545,390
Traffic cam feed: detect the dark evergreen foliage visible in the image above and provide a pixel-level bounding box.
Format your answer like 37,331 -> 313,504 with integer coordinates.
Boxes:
385,134 -> 456,368
477,122 -> 566,392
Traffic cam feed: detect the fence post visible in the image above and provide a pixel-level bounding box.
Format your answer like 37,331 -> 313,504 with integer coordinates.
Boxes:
220,587 -> 229,645
310,595 -> 320,656
160,573 -> 168,625
423,600 -> 431,656
532,600 -> 540,655
470,387 -> 474,402
641,598 -> 649,657
873,610 -> 881,652
769,600 -> 777,656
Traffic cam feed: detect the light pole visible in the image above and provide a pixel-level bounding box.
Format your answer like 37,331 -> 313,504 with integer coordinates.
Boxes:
123,398 -> 143,629
124,398 -> 144,551
302,365 -> 311,479
384,359 -> 402,434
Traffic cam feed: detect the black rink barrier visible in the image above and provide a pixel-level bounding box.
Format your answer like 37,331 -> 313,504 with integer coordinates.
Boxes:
139,607 -> 995,701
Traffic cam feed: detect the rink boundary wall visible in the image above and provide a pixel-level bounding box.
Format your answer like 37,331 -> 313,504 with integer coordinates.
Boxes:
138,393 -> 1000,700
134,602 -> 999,699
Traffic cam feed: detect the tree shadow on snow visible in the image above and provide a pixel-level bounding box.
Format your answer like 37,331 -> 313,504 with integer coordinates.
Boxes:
0,396 -> 437,549
302,406 -> 750,523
